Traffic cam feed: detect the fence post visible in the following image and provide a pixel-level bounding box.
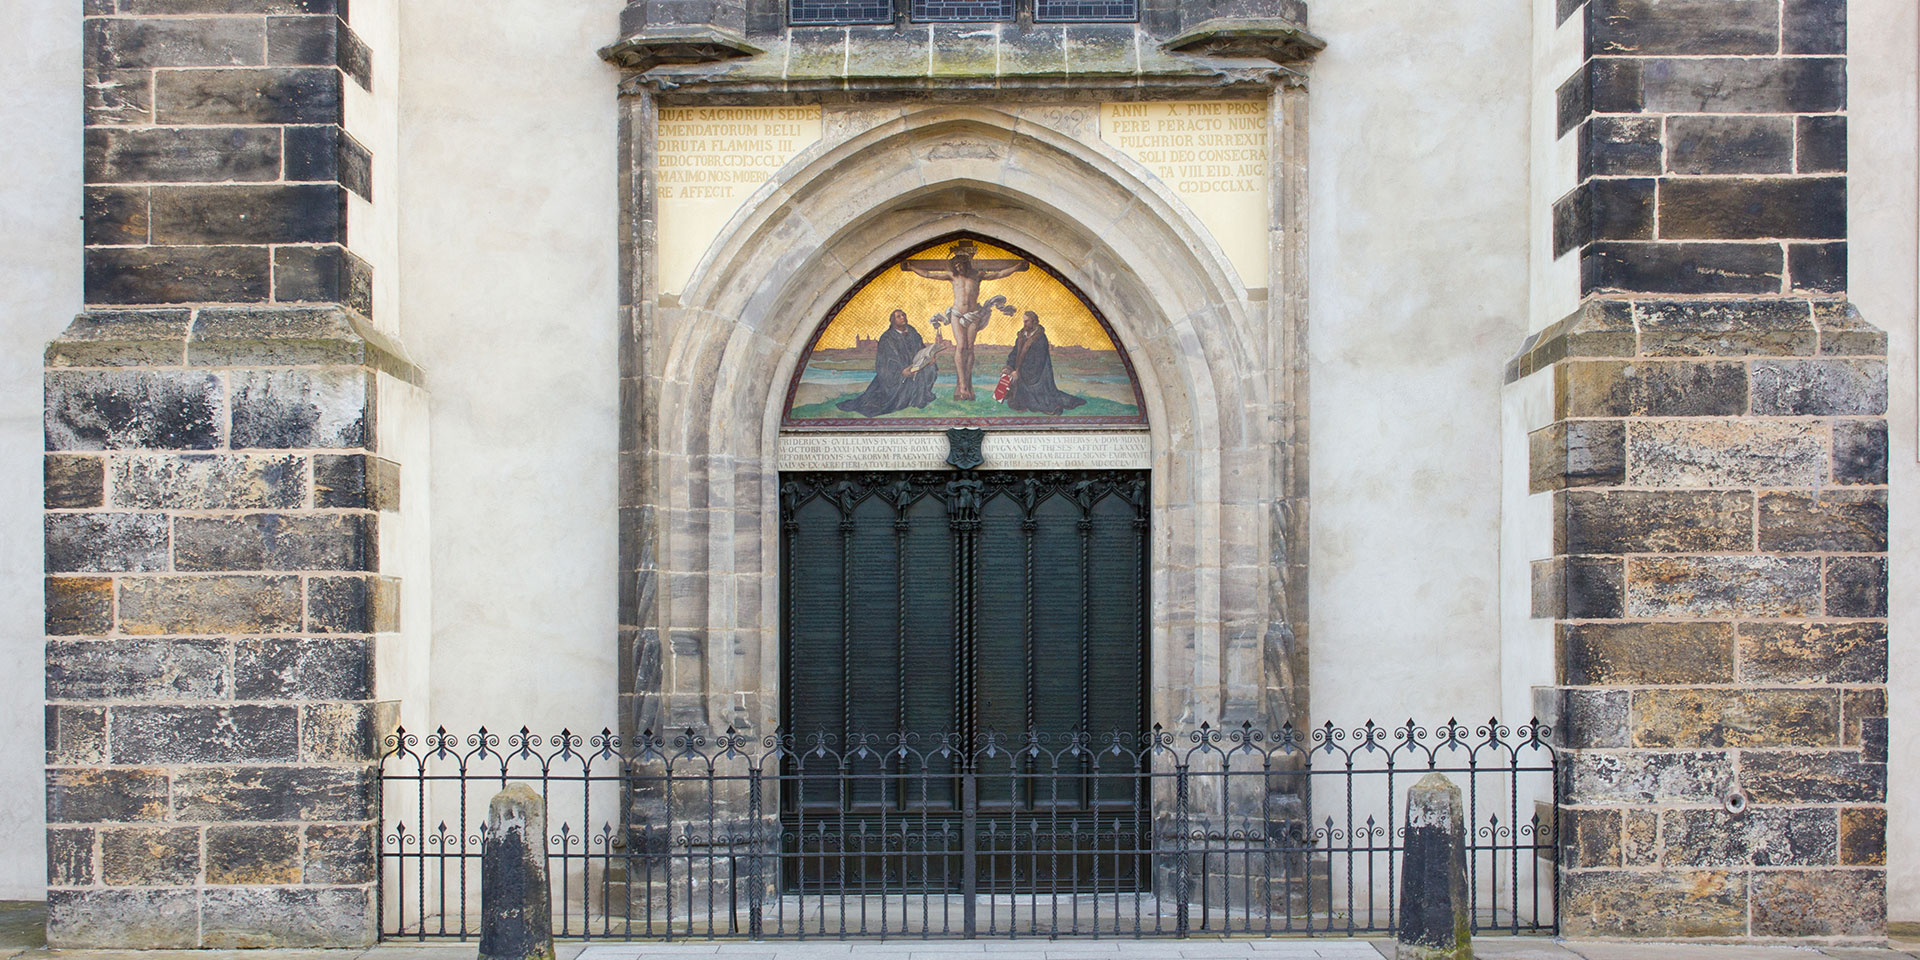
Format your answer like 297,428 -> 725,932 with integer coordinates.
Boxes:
1396,773 -> 1470,960
1174,764 -> 1190,937
480,783 -> 555,960
747,765 -> 765,940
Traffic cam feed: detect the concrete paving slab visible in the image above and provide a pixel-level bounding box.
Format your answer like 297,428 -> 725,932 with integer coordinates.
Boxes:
0,903 -> 46,954
1566,944 -> 1832,960
1471,938 -> 1586,960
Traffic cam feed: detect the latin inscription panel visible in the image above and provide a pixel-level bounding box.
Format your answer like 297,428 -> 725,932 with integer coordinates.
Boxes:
1100,101 -> 1270,286
779,432 -> 1151,471
656,106 -> 824,296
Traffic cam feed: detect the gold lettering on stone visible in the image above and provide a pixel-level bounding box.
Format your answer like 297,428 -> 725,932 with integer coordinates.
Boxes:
1100,101 -> 1270,285
656,106 -> 823,295
779,432 -> 1150,472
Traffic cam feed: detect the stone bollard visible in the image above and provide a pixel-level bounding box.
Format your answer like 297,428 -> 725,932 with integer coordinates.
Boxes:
1397,772 -> 1471,960
480,784 -> 555,960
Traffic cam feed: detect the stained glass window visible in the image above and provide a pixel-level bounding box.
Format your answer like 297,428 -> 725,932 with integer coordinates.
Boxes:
909,0 -> 1016,21
1034,0 -> 1137,21
788,0 -> 893,25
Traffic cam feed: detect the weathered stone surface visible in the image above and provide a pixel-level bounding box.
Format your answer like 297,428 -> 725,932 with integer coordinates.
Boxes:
1563,750 -> 1733,804
1636,299 -> 1815,356
45,706 -> 108,766
46,888 -> 199,950
481,784 -> 556,960
189,305 -> 366,366
121,0 -> 339,12
46,370 -> 223,450
46,768 -> 170,823
114,453 -> 308,510
86,68 -> 155,126
110,704 -> 300,764
1584,241 -> 1784,296
46,310 -> 191,367
1843,688 -> 1887,746
303,823 -> 375,883
1797,115 -> 1848,174
307,575 -> 400,633
174,513 -> 374,572
153,67 -> 342,125
85,184 -> 149,245
1825,555 -> 1887,618
86,245 -> 273,304
1562,808 -> 1621,868
1590,0 -> 1779,54
1559,490 -> 1751,553
1814,302 -> 1885,355
1738,621 -> 1887,684
230,368 -> 372,449
1840,808 -> 1887,866
1640,58 -> 1846,114
1632,688 -> 1838,748
1626,556 -> 1820,618
1662,807 -> 1837,867
1529,421 -> 1624,492
47,638 -> 229,701
1752,359 -> 1888,416
86,126 -> 281,183
100,826 -> 202,885
1557,360 -> 1747,418
1544,688 -> 1631,749
45,513 -> 170,573
1622,810 -> 1660,866
234,637 -> 372,700
151,183 -> 345,245
315,454 -> 400,509
201,886 -> 376,949
1583,117 -> 1663,177
1789,242 -> 1847,294
300,702 -> 376,762
1560,869 -> 1747,938
205,825 -> 302,884
1626,419 -> 1826,488
1861,716 -> 1889,764
1758,490 -> 1887,552
47,827 -> 95,886
171,765 -> 376,822
273,245 -> 374,316
119,575 -> 304,635
1744,750 -> 1887,803
88,16 -> 264,68
1560,622 -> 1732,685
1531,556 -> 1624,620
45,455 -> 104,509
1831,419 -> 1888,484
1782,0 -> 1847,54
1752,869 -> 1885,937
47,577 -> 114,636
1664,116 -> 1794,175
1660,177 -> 1845,240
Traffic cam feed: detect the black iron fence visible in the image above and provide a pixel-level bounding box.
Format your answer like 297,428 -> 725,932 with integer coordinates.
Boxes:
378,719 -> 1557,941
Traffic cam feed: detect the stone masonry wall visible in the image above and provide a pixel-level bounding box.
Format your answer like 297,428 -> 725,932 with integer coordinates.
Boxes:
46,0 -> 395,948
1528,0 -> 1888,941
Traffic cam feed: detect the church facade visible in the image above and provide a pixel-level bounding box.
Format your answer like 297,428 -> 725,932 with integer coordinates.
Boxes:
2,0 -> 1916,948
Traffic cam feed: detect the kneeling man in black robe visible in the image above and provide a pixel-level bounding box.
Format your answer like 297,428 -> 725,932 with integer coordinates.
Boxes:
1002,311 -> 1088,416
838,309 -> 941,417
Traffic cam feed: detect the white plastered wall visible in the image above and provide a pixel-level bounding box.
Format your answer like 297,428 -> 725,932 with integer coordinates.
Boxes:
0,0 -> 81,899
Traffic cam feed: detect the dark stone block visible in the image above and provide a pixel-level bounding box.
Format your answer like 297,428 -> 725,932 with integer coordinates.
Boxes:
1554,179 -> 1656,256
1583,242 -> 1783,295
1627,555 -> 1824,619
1561,808 -> 1620,868
1843,689 -> 1886,746
1563,556 -> 1625,619
85,186 -> 150,245
1833,419 -> 1888,484
1581,117 -> 1663,178
171,764 -> 376,821
114,453 -> 308,510
235,637 -> 373,700
230,368 -> 372,449
272,244 -> 374,315
122,0 -> 336,11
284,126 -> 373,199
110,704 -> 300,764
46,768 -> 170,823
301,702 -> 377,761
1590,0 -> 1779,55
1840,807 -> 1886,866
45,370 -> 224,450
1590,58 -> 1645,112
1826,555 -> 1887,618
90,17 -> 265,69
205,824 -> 302,884
1861,716 -> 1888,763
175,513 -> 375,572
118,575 -> 305,635
47,828 -> 95,887
45,705 -> 107,765
1659,177 -> 1845,241
1759,490 -> 1887,552
154,67 -> 342,125
1752,358 -> 1887,415
1739,621 -> 1887,684
201,886 -> 376,949
1559,622 -> 1733,685
46,577 -> 114,636
1665,115 -> 1792,174
1559,489 -> 1751,554
1530,420 -> 1625,492
45,512 -> 170,573
1783,0 -> 1846,54
86,245 -> 272,305
85,68 -> 154,126
1798,114 -> 1847,173
1632,687 -> 1839,747
45,888 -> 199,950
48,638 -> 230,701
45,456 -> 104,509
1814,301 -> 1885,354
481,784 -> 556,960
1557,359 -> 1748,417
1635,298 -> 1816,356
1556,68 -> 1590,139
1642,57 -> 1846,114
306,575 -> 399,633
150,183 -> 345,245
1661,807 -> 1836,867
303,823 -> 374,883
339,24 -> 372,90
1745,749 -> 1886,802
267,15 -> 341,66
315,454 -> 400,509
86,127 -> 281,184
101,826 -> 202,885
1789,242 -> 1846,294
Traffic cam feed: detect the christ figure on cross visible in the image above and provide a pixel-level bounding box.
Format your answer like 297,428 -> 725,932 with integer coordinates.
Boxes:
900,240 -> 1029,401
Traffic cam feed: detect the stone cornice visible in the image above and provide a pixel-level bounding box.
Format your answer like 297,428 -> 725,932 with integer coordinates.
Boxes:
599,26 -> 765,71
1161,17 -> 1326,65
